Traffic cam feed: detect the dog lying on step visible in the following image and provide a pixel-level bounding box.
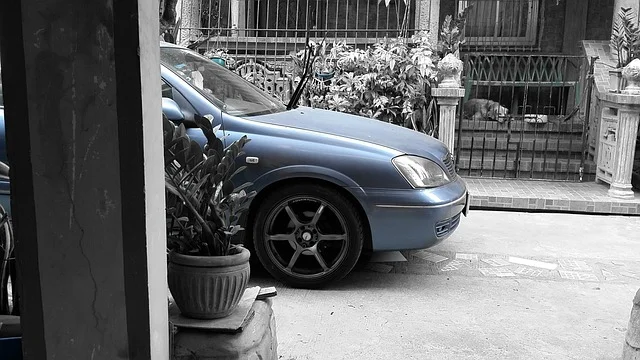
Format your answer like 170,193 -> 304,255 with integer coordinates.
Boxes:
463,99 -> 510,123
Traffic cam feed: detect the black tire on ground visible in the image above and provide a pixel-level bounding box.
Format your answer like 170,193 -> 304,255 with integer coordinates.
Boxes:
252,183 -> 365,288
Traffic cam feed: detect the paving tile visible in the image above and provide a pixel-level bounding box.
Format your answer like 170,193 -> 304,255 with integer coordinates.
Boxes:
480,258 -> 511,267
441,259 -> 467,272
558,270 -> 599,282
513,198 -> 529,208
514,267 -> 546,277
558,259 -> 592,271
456,253 -> 478,260
478,268 -> 516,277
412,250 -> 448,264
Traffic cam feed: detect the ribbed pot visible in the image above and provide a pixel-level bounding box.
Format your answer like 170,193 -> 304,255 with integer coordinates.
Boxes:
168,246 -> 250,319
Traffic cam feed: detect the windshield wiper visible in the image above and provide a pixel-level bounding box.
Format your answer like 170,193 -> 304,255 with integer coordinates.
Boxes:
286,32 -> 324,110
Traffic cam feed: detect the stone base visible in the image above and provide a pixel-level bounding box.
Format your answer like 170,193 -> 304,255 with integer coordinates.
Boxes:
173,299 -> 277,360
609,183 -> 636,199
624,343 -> 640,360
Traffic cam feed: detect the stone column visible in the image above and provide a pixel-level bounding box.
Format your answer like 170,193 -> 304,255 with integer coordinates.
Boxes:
432,54 -> 465,154
178,0 -> 202,44
432,90 -> 464,153
0,0 -> 169,359
414,0 -> 440,46
609,106 -> 640,198
230,0 -> 247,36
623,289 -> 640,360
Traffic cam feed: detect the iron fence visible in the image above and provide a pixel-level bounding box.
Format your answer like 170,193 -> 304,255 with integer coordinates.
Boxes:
455,53 -> 596,181
177,0 -> 424,57
173,0 -> 440,133
175,0 -> 430,71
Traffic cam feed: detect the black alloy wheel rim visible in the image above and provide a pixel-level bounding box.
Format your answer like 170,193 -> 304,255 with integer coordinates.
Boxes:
262,196 -> 349,279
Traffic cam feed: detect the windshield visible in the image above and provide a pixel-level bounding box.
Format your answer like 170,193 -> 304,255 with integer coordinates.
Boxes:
160,47 -> 286,117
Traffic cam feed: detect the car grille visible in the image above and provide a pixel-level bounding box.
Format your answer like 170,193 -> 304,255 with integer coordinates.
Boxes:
442,152 -> 456,177
435,213 -> 461,238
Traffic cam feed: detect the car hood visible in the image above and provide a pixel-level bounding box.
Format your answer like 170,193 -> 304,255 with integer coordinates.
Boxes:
250,106 -> 449,160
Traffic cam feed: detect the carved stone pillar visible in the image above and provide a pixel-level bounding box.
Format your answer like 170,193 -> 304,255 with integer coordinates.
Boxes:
432,54 -> 465,154
597,93 -> 640,199
432,90 -> 465,154
610,107 -> 640,198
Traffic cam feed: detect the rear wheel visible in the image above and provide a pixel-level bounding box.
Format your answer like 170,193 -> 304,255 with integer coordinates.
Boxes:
252,184 -> 364,288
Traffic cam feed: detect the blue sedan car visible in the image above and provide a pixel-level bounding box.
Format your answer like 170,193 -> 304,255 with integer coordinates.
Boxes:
159,42 -> 468,287
0,44 -> 468,288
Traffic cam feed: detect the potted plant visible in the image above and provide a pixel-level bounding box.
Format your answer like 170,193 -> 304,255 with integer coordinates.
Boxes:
163,114 -> 256,319
203,48 -> 236,68
436,5 -> 472,60
610,7 -> 640,92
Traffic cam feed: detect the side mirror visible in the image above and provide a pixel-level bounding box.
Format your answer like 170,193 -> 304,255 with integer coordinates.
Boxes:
162,97 -> 184,122
0,161 -> 9,180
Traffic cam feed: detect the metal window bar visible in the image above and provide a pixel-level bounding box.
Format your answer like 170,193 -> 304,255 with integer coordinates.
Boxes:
455,53 -> 594,182
458,0 -> 540,52
176,0 -> 418,99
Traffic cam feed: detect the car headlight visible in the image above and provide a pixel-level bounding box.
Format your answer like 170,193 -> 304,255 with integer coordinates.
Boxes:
392,155 -> 451,188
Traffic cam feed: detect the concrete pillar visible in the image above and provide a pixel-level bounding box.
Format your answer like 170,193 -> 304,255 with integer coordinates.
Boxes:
609,107 -> 640,198
178,0 -> 203,44
597,93 -> 640,199
0,0 -> 169,359
415,0 -> 440,46
432,54 -> 465,154
623,289 -> 640,360
231,0 -> 247,36
432,88 -> 465,154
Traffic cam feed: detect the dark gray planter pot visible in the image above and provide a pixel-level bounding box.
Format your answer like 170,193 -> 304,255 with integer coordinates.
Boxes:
168,246 -> 250,319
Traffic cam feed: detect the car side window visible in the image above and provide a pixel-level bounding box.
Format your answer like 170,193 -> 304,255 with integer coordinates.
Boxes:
161,80 -> 173,99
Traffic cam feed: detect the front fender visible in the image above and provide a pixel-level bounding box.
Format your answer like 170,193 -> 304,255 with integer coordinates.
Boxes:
234,165 -> 367,246
252,164 -> 365,195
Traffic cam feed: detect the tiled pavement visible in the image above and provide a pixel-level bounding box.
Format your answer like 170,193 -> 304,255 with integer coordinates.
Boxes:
464,177 -> 640,215
361,250 -> 640,286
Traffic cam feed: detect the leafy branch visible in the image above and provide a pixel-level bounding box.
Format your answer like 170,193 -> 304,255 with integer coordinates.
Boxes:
611,7 -> 640,68
164,114 -> 256,256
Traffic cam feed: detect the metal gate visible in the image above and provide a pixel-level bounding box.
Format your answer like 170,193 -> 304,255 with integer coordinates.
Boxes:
454,53 -> 596,181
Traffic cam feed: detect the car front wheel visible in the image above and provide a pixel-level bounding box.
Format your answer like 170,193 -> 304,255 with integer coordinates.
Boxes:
253,184 -> 364,288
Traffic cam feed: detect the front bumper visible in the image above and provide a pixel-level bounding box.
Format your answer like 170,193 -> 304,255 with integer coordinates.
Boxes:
353,176 -> 468,251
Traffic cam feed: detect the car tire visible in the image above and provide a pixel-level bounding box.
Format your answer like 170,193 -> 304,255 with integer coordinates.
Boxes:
252,183 -> 364,288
